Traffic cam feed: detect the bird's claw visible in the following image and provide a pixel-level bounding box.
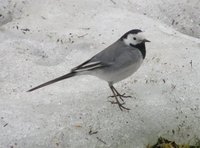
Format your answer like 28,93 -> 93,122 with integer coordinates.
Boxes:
117,102 -> 130,111
109,100 -> 125,105
108,93 -> 132,98
108,85 -> 131,111
108,100 -> 130,111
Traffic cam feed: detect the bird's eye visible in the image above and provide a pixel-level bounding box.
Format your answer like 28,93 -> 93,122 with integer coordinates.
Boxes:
133,37 -> 136,40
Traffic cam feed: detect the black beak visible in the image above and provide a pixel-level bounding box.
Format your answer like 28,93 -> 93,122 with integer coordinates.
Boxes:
143,39 -> 150,43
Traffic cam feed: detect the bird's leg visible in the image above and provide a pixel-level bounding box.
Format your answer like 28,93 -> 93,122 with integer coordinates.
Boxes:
108,85 -> 130,111
108,86 -> 132,99
108,93 -> 132,99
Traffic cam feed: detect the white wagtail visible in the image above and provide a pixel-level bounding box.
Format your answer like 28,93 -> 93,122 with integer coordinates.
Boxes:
28,29 -> 150,111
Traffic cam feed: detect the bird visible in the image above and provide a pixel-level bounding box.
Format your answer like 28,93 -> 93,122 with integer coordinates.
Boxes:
27,29 -> 150,111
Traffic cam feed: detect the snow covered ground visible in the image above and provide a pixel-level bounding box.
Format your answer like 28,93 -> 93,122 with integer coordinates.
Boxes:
0,0 -> 200,147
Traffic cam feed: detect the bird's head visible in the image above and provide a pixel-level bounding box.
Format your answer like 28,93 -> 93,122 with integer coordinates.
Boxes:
120,29 -> 150,46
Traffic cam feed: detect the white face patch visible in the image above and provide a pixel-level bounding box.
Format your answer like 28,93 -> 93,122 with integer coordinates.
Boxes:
123,32 -> 146,46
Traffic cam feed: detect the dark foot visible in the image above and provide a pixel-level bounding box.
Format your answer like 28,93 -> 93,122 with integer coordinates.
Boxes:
108,93 -> 132,102
109,100 -> 125,105
108,100 -> 130,111
108,85 -> 131,111
108,93 -> 132,98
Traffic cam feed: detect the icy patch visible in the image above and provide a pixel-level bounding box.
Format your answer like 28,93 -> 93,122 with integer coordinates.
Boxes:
0,0 -> 200,148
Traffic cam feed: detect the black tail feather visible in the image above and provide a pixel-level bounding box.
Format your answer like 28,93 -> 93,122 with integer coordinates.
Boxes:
27,72 -> 76,92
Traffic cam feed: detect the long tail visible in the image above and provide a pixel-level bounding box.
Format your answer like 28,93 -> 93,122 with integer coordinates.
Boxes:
27,72 -> 76,92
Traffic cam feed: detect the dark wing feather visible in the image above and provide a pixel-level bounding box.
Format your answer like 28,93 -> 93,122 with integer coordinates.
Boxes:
71,58 -> 109,72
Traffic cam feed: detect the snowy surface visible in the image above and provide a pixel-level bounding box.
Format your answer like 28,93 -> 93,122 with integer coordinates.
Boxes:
0,0 -> 200,147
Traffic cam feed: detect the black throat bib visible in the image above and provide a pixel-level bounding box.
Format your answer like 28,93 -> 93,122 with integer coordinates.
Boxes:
130,43 -> 146,59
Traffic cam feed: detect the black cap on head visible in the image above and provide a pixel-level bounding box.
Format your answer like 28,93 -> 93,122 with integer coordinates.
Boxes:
120,29 -> 142,40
